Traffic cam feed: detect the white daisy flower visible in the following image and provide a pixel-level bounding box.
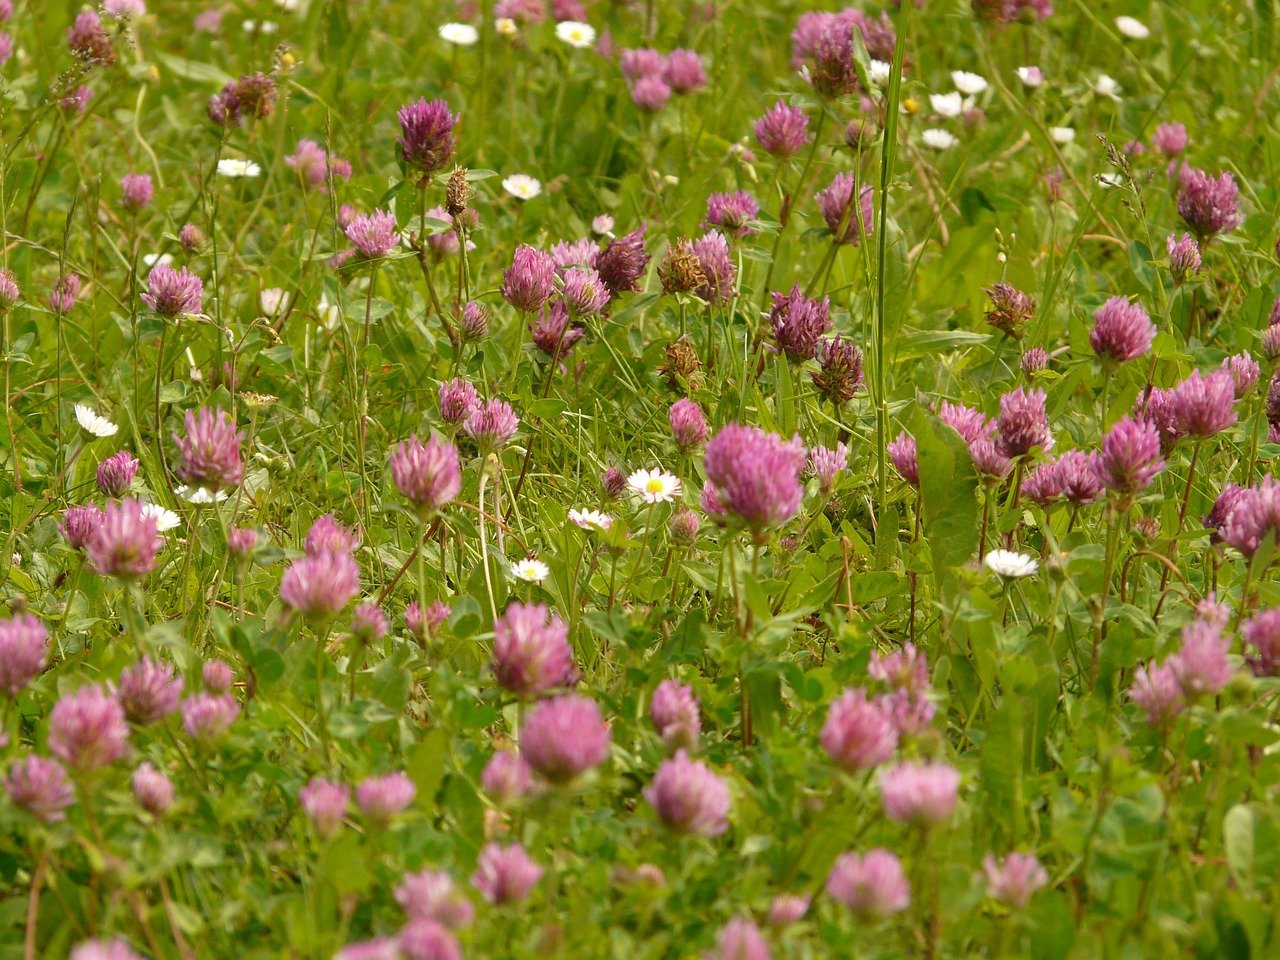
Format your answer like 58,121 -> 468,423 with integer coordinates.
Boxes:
1114,16 -> 1149,39
1016,66 -> 1043,88
174,485 -> 230,504
143,253 -> 173,269
1094,74 -> 1121,100
951,70 -> 988,95
439,23 -> 479,45
555,20 -> 596,48
74,404 -> 118,438
217,159 -> 262,178
627,469 -> 682,504
141,503 -> 181,532
1050,126 -> 1075,144
502,174 -> 542,200
868,60 -> 892,85
494,17 -> 518,37
929,92 -> 964,118
260,288 -> 289,317
984,549 -> 1038,578
569,508 -> 613,530
922,128 -> 959,150
512,558 -> 550,583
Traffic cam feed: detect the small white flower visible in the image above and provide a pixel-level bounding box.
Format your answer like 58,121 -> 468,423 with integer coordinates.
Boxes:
555,20 -> 596,48
242,19 -> 278,33
628,469 -> 682,504
1016,65 -> 1043,88
502,174 -> 542,200
984,549 -> 1038,578
1097,172 -> 1124,188
868,60 -> 892,85
592,214 -> 614,235
929,92 -> 964,118
494,17 -> 518,37
317,296 -> 341,329
260,288 -> 289,317
1115,15 -> 1149,39
74,404 -> 118,438
951,70 -> 988,95
217,159 -> 262,178
141,503 -> 181,532
175,485 -> 230,504
512,558 -> 550,583
1050,126 -> 1075,144
1094,74 -> 1121,100
143,253 -> 173,269
569,508 -> 613,531
922,128 -> 959,150
439,22 -> 479,45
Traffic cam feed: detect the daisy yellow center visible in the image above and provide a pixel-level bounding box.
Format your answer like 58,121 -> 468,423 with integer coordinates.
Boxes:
645,478 -> 665,493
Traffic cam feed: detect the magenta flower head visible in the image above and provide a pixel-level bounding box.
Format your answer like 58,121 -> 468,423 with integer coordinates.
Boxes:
482,750 -> 534,805
880,760 -> 960,825
352,603 -> 388,644
1178,168 -> 1243,240
754,100 -> 810,158
668,507 -> 697,545
1204,483 -> 1248,544
286,139 -> 351,191
709,917 -> 770,960
97,450 -> 139,498
812,336 -> 865,406
970,437 -> 1013,480
396,98 -> 457,180
181,692 -> 239,742
822,688 -> 898,771
1221,353 -> 1260,400
1166,233 -> 1201,284
399,920 -> 461,960
808,443 -> 849,494
662,49 -> 707,93
49,684 -> 129,772
132,762 -> 174,816
280,547 -> 360,621
826,849 -> 910,917
595,225 -> 651,298
67,11 -> 115,64
1090,296 -> 1155,364
464,398 -> 519,450
0,614 -> 48,697
1169,619 -> 1232,697
406,600 -> 451,642
356,771 -> 416,826
119,173 -> 153,212
300,777 -> 350,838
502,245 -> 557,312
492,602 -> 575,698
620,47 -> 665,81
703,424 -> 807,535
1130,661 -> 1184,727
888,432 -> 919,487
1172,370 -> 1238,438
179,223 -> 208,254
1152,121 -> 1188,157
530,302 -> 585,364
50,273 -> 82,314
5,755 -> 75,821
1242,608 -> 1280,677
938,401 -> 993,445
70,942 -> 146,960
201,659 -> 233,693
644,750 -> 730,836
816,173 -> 874,245
560,267 -> 611,318
669,398 -> 709,453
630,75 -> 672,111
174,406 -> 243,492
769,285 -> 831,361
335,939 -> 399,960
207,73 -> 275,126
472,841 -> 543,904
87,499 -> 161,580
396,870 -> 475,928
460,300 -> 491,342
0,268 -> 18,310
705,191 -> 760,238
116,657 -> 182,725
1021,347 -> 1049,375
1055,450 -> 1106,506
693,231 -> 736,304
391,434 -> 461,519
305,514 -> 359,556
1096,416 -> 1165,496
345,209 -> 399,259
995,387 -> 1052,459
766,895 -> 810,928
650,679 -> 701,750
520,693 -> 610,784
983,852 -> 1048,909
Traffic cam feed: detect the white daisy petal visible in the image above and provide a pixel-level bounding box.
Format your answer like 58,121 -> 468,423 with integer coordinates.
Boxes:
74,404 -> 118,438
569,508 -> 613,530
929,92 -> 964,118
554,20 -> 596,49
140,502 -> 181,531
922,128 -> 959,150
1050,126 -> 1075,144
512,558 -> 550,583
217,159 -> 262,178
439,22 -> 479,45
627,468 -> 682,504
951,70 -> 988,95
984,550 -> 1038,578
1115,16 -> 1149,40
502,174 -> 542,200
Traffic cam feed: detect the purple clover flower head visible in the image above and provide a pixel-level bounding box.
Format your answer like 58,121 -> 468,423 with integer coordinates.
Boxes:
595,225 -> 651,297
119,173 -> 153,212
207,73 -> 275,126
179,223 -> 207,254
969,437 -> 1012,480
560,267 -> 611,317
709,917 -> 770,960
1166,233 -> 1201,284
630,75 -> 672,111
300,777 -> 349,838
603,466 -> 628,500
1204,483 -> 1248,544
4,755 -> 74,821
464,398 -> 519,450
174,406 -> 243,492
1222,352 -> 1260,400
703,424 -> 806,534
938,401 -> 994,445
808,19 -> 859,98
888,432 -> 919,487
50,273 -> 82,314
984,283 -> 1036,339
0,268 -> 18,310
868,643 -> 931,693
280,550 -> 360,621
705,191 -> 759,238
650,679 -> 701,750
390,434 -> 462,519
662,49 -> 707,93
983,852 -> 1048,909
286,138 -> 351,192
70,942 -> 146,960
97,450 -> 139,498
49,684 -> 129,772
1178,168 -> 1243,240
395,870 -> 475,928
305,514 -> 359,556
141,264 -> 203,318
754,100 -> 810,157
67,11 -> 115,64
202,659 -> 233,693
530,301 -> 585,364
438,378 -> 480,426
1130,661 -> 1184,727
1242,608 -> 1280,677
669,398 -> 709,453
502,245 -> 557,312
356,771 -> 416,826
1169,619 -> 1232,697
520,693 -> 610,784
1136,386 -> 1185,453
116,657 -> 182,725
769,285 -> 831,361
995,387 -> 1052,459
399,920 -> 461,960
180,693 -> 239,742
352,603 -> 389,644
643,750 -> 730,836
826,849 -> 910,918
460,300 -> 490,342
482,750 -> 534,805
766,895 -> 810,928
812,336 -> 865,406
821,688 -> 898,771
492,602 -> 575,698
693,231 -> 736,304
551,237 -> 599,271
87,498 -> 162,580
335,939 -> 399,960
808,443 -> 848,494
620,48 -> 665,81
0,614 -> 48,697
397,98 -> 458,179
472,842 -> 543,904
1096,416 -> 1165,496
406,600 -> 451,642
1021,347 -> 1049,375
1056,449 -> 1106,506
816,173 -> 874,246
132,762 -> 174,816
1090,296 -> 1155,364
1020,460 -> 1063,505
879,760 -> 960,825
1152,121 -> 1188,157
345,209 -> 398,259
1172,369 -> 1238,438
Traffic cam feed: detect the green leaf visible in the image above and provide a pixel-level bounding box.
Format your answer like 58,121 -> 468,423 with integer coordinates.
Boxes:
407,727 -> 450,808
912,411 -> 979,586
1224,804 -> 1254,888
